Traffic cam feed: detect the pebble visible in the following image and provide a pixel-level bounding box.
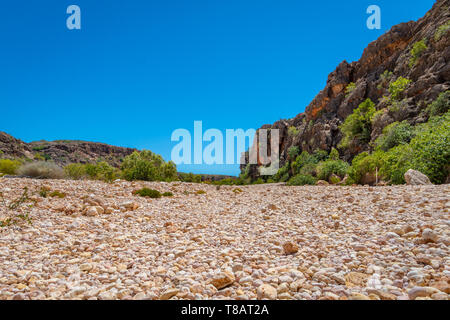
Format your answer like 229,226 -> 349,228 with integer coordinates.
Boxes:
0,179 -> 447,301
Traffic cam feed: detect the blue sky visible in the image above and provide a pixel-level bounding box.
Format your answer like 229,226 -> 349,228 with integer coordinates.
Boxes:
0,0 -> 435,175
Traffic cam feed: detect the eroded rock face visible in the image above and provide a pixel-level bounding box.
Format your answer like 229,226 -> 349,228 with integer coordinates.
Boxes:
0,132 -> 33,159
242,0 -> 450,177
0,131 -> 136,168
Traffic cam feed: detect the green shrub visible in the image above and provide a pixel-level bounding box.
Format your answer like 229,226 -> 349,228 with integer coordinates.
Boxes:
409,40 -> 428,68
348,151 -> 384,184
38,186 -> 51,198
329,175 -> 341,184
408,112 -> 450,184
299,163 -> 317,176
316,160 -> 349,181
288,146 -> 300,159
133,188 -> 162,198
377,70 -> 394,90
93,161 -> 118,182
288,126 -> 299,137
389,77 -> 411,101
253,178 -> 265,185
64,163 -> 87,180
179,172 -> 202,183
122,150 -> 178,182
195,190 -> 206,194
49,190 -> 66,198
291,151 -> 318,175
162,192 -> 174,197
313,149 -> 329,162
375,121 -> 415,151
427,90 -> 450,117
273,163 -> 290,182
434,21 -> 450,41
328,148 -> 340,161
83,162 -> 119,182
0,159 -> 22,175
371,109 -> 386,125
339,98 -> 376,149
287,174 -> 317,186
379,144 -> 413,184
379,112 -> 450,184
17,162 -> 64,179
345,82 -> 356,97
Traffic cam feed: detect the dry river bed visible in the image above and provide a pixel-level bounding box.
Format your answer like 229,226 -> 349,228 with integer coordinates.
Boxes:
0,178 -> 449,300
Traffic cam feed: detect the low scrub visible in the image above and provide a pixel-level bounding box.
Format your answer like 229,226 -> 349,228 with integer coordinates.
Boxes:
287,174 -> 317,186
122,150 -> 178,182
17,162 -> 64,179
0,159 -> 22,175
316,160 -> 349,181
133,188 -> 162,198
339,98 -> 376,149
375,121 -> 415,152
409,40 -> 428,68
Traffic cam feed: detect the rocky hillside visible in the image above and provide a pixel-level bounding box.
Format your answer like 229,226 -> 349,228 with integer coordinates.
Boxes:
242,0 -> 449,178
0,132 -> 137,167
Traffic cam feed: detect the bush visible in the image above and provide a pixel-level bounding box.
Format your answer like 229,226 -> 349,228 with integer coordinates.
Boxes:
82,162 -> 119,182
133,188 -> 162,198
273,163 -> 290,182
288,146 -> 300,159
179,172 -> 202,183
427,90 -> 449,117
313,149 -> 329,162
299,163 -> 317,176
195,190 -> 206,195
122,150 -> 178,182
316,160 -> 349,181
389,77 -> 411,101
288,126 -> 299,137
287,174 -> 317,186
409,40 -> 428,68
348,151 -> 384,184
17,162 -> 64,179
345,82 -> 356,97
328,148 -> 340,161
64,163 -> 87,180
291,151 -> 318,175
375,121 -> 415,152
379,111 -> 450,184
377,70 -> 393,90
49,190 -> 66,198
380,144 -> 413,184
408,112 -> 450,184
162,192 -> 174,197
435,21 -> 450,41
339,98 -> 376,149
0,159 -> 22,175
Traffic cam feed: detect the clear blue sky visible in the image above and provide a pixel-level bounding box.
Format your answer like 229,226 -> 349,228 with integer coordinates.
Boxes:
0,0 -> 435,175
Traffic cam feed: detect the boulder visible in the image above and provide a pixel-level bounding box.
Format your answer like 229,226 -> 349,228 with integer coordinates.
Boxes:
404,169 -> 432,185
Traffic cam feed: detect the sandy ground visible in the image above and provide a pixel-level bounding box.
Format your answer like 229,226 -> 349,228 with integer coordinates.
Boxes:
0,178 -> 448,300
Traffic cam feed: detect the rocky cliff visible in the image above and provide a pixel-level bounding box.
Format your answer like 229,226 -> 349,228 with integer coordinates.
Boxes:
242,0 -> 449,178
0,132 -> 137,167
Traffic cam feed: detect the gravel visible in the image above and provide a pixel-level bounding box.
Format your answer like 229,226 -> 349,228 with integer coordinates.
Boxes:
0,178 -> 448,300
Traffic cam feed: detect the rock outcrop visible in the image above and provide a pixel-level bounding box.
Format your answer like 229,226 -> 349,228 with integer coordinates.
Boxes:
242,0 -> 449,178
0,131 -> 137,167
405,169 -> 433,185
